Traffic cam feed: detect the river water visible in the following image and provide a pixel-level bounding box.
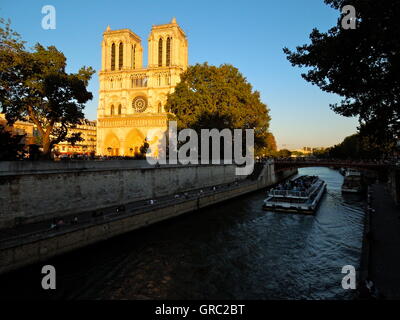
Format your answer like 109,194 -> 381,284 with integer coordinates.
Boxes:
0,167 -> 366,300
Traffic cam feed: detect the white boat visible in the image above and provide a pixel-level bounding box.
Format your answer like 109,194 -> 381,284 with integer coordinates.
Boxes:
341,169 -> 363,193
263,176 -> 327,214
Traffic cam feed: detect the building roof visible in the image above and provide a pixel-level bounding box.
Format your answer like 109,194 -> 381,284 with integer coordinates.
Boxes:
151,17 -> 187,38
103,27 -> 142,42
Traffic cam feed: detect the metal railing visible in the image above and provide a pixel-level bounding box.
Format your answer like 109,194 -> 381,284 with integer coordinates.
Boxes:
269,180 -> 322,198
268,190 -> 308,198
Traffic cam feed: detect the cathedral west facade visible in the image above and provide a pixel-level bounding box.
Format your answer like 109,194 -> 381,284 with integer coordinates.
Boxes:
96,18 -> 188,156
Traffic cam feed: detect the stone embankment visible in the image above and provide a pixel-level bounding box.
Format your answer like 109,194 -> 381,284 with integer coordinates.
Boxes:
0,161 -> 297,275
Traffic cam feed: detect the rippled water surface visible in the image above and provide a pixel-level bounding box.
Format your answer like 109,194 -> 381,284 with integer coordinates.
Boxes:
0,167 -> 366,300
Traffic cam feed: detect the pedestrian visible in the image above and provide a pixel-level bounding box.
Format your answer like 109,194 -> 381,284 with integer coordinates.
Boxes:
50,220 -> 57,230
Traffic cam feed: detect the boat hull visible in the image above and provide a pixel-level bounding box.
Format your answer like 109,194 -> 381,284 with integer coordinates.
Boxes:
263,182 -> 326,215
341,169 -> 365,194
262,205 -> 315,215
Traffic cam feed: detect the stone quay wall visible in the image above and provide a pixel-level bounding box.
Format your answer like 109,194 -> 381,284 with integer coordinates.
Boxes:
0,162 -> 297,275
0,161 -> 249,229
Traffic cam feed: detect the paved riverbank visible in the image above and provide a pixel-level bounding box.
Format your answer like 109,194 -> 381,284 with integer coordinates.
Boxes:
0,179 -> 250,247
0,166 -> 299,275
359,183 -> 400,299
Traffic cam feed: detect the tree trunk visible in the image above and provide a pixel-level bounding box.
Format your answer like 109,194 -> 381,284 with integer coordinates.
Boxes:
41,134 -> 52,159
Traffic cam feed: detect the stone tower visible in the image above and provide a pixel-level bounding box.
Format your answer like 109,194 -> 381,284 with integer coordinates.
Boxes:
96,18 -> 188,157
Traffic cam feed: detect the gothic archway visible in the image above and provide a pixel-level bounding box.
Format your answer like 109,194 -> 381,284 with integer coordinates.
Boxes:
103,132 -> 120,156
124,129 -> 145,157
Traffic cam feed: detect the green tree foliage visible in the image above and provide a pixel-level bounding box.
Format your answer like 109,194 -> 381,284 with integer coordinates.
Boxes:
259,132 -> 277,156
311,149 -> 327,158
0,18 -> 95,158
0,125 -> 26,160
325,133 -> 383,159
276,149 -> 292,158
165,63 -> 272,156
283,0 -> 400,151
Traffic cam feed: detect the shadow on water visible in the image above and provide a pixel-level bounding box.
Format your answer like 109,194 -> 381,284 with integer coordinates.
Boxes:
0,167 -> 366,300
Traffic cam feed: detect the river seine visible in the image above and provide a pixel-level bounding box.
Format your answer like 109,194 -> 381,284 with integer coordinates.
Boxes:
0,167 -> 366,300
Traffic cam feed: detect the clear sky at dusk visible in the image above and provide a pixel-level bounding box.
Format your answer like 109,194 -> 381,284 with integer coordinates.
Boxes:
0,0 -> 359,150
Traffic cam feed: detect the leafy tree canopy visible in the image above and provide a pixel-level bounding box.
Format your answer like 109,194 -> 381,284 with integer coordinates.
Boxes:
275,149 -> 292,158
0,18 -> 95,158
325,132 -> 391,160
259,132 -> 277,156
283,0 -> 400,150
165,63 -> 272,155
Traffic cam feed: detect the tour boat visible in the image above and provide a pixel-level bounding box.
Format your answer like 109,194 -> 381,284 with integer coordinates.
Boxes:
263,175 -> 327,214
341,169 -> 364,193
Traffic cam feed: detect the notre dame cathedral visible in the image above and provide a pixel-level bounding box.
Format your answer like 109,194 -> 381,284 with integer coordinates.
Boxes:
96,18 -> 188,157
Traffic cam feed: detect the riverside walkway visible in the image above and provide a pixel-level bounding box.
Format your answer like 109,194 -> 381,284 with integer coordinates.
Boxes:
0,178 -> 253,250
364,183 -> 400,299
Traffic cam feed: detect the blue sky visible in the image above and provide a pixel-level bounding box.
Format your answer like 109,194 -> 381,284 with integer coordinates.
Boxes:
0,0 -> 358,150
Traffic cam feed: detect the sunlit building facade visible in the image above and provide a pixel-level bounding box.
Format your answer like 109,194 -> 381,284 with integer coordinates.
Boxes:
1,113 -> 97,156
54,120 -> 97,156
0,113 -> 36,146
96,18 -> 188,156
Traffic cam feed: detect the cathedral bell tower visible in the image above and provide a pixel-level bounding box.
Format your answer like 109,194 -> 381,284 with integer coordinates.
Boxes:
96,19 -> 188,157
147,17 -> 188,70
101,26 -> 143,72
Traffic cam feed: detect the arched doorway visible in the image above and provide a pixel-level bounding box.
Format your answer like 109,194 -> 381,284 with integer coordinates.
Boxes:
124,129 -> 145,157
103,132 -> 120,156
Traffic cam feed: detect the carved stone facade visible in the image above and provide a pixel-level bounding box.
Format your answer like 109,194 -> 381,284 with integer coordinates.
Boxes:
97,18 -> 188,156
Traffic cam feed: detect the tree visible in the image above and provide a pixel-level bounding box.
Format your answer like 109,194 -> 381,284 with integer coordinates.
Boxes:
260,132 -> 277,156
0,125 -> 26,160
165,63 -> 271,156
327,134 -> 360,159
276,149 -> 292,158
0,18 -> 95,158
283,0 -> 400,152
328,133 -> 385,159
